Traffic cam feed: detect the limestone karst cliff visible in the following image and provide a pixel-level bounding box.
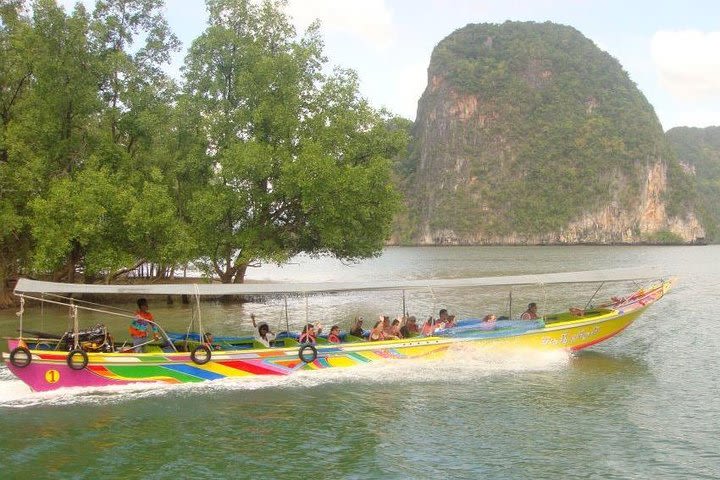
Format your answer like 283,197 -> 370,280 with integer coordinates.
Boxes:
666,126 -> 720,242
397,21 -> 704,245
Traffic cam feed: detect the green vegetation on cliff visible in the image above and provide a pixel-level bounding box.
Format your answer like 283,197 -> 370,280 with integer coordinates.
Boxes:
666,126 -> 720,241
401,21 -> 697,242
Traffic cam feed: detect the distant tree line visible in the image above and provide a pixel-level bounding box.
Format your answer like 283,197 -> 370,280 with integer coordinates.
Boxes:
0,0 -> 408,305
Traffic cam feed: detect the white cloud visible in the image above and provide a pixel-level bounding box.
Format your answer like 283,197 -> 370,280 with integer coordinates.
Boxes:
286,0 -> 395,50
389,61 -> 429,120
661,106 -> 720,129
651,30 -> 720,100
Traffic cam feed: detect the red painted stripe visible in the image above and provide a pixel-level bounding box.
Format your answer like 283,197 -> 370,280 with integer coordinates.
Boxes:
570,323 -> 632,351
87,365 -> 111,374
37,353 -> 68,361
275,360 -> 301,369
219,360 -> 282,375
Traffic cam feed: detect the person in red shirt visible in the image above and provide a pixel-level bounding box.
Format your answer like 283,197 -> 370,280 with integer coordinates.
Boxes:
421,317 -> 435,336
129,298 -> 160,352
521,303 -> 539,320
299,323 -> 322,344
328,325 -> 342,343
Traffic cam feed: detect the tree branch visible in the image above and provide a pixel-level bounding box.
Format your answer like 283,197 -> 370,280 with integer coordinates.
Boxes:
109,259 -> 148,281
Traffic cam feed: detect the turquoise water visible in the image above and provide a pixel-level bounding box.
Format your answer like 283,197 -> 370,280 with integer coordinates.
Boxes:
1,246 -> 719,479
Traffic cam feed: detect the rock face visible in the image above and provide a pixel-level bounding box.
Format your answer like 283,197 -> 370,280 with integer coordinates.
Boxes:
666,126 -> 720,242
401,21 -> 704,245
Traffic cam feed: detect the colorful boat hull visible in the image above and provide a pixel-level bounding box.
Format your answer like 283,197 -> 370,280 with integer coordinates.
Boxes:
3,280 -> 672,392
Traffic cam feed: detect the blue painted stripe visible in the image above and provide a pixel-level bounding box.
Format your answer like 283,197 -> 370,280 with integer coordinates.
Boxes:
163,364 -> 225,380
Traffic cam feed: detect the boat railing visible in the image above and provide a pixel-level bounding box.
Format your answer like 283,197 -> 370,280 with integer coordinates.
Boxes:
13,293 -> 177,353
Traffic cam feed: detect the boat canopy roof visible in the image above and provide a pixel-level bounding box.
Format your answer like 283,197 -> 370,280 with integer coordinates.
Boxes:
14,266 -> 664,296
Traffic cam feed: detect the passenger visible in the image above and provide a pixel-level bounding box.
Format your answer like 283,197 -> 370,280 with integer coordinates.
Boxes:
328,325 -> 342,343
389,318 -> 403,339
421,316 -> 435,336
521,303 -> 539,320
369,321 -> 388,341
129,298 -> 160,352
251,313 -> 276,348
203,332 -> 222,351
349,316 -> 365,338
480,314 -> 497,330
381,315 -> 394,337
299,323 -> 322,344
569,307 -> 585,316
445,314 -> 457,328
434,308 -> 453,329
400,315 -> 419,338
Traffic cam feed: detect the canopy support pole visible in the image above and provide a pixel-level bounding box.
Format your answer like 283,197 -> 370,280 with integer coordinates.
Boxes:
585,282 -> 605,310
304,292 -> 309,325
508,288 -> 513,320
16,296 -> 25,340
429,287 -> 437,319
194,284 -> 203,338
40,293 -> 44,334
284,296 -> 290,333
402,290 -> 406,317
71,304 -> 79,350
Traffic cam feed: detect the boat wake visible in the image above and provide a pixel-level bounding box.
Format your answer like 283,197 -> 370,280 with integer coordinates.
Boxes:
0,347 -> 571,409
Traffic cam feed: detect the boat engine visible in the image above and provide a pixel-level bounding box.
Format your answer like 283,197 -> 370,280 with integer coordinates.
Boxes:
64,324 -> 113,352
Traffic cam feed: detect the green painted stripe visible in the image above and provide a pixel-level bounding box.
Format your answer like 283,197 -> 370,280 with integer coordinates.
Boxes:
136,355 -> 170,363
347,352 -> 372,363
106,365 -> 203,382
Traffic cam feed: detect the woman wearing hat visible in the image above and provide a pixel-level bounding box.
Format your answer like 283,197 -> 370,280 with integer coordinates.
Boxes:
251,313 -> 276,348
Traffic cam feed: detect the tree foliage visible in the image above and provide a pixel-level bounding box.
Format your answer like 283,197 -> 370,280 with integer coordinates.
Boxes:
181,0 -> 405,283
0,0 -> 405,300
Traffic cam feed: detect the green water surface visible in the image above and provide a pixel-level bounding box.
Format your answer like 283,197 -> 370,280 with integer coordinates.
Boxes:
1,246 -> 718,479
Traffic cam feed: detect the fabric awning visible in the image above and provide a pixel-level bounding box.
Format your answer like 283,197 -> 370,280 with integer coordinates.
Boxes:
14,266 -> 665,296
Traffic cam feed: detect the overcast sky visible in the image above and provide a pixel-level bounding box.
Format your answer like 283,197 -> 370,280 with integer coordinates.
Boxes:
59,0 -> 720,131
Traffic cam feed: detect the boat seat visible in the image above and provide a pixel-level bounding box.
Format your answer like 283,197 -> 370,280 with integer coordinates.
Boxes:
176,340 -> 203,352
344,334 -> 364,343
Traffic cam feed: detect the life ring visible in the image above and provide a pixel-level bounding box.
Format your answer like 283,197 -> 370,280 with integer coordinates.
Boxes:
191,345 -> 211,365
9,346 -> 32,368
298,344 -> 317,363
66,349 -> 88,370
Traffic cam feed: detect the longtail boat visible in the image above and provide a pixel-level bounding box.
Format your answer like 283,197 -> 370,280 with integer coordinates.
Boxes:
2,268 -> 673,392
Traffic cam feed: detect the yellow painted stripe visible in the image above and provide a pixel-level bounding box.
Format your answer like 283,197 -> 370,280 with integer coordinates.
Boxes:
357,350 -> 388,361
326,356 -> 357,368
200,362 -> 254,377
396,344 -> 445,357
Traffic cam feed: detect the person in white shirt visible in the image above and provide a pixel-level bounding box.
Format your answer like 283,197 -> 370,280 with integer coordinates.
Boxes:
251,314 -> 276,348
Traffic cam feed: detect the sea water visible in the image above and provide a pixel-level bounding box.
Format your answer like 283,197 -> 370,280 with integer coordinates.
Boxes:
1,246 -> 719,479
